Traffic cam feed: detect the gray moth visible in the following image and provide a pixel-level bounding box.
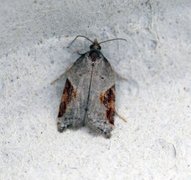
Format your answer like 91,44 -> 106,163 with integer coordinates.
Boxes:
57,36 -> 126,138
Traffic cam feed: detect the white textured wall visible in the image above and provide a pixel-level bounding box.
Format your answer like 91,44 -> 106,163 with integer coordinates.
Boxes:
1,0 -> 191,179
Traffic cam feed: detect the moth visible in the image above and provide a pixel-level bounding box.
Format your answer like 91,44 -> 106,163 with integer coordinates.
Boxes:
57,35 -> 126,138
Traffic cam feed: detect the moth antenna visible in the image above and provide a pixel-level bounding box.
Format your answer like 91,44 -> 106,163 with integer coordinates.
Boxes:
67,35 -> 94,48
99,38 -> 127,44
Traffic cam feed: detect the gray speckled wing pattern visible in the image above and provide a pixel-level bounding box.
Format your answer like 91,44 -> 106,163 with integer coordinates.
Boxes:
57,41 -> 115,138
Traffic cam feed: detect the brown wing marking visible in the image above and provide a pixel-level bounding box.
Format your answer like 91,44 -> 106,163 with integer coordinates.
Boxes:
99,85 -> 115,125
58,79 -> 77,118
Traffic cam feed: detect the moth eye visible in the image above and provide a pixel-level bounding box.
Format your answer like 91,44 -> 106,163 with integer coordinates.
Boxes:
100,76 -> 104,79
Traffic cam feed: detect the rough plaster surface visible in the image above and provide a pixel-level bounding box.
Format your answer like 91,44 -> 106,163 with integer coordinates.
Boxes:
1,0 -> 191,179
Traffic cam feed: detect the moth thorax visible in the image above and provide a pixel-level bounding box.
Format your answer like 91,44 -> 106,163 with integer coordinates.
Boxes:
89,51 -> 100,62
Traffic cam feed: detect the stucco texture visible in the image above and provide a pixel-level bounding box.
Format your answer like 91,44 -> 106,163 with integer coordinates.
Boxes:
0,0 -> 191,179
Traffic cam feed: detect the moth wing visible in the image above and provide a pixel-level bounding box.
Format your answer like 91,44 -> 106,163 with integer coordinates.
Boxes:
86,57 -> 115,138
57,55 -> 90,132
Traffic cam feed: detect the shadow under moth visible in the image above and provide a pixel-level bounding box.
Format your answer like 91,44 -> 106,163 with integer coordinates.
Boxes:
57,35 -> 126,138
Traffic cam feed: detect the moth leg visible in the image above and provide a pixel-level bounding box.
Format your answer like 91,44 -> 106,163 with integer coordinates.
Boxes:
51,72 -> 65,85
76,50 -> 86,56
77,51 -> 83,55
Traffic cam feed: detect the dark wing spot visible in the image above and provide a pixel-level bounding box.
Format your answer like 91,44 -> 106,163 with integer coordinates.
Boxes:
58,79 -> 77,118
100,85 -> 115,125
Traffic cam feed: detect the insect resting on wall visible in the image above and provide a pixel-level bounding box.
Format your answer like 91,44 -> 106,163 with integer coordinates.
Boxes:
56,35 -> 126,138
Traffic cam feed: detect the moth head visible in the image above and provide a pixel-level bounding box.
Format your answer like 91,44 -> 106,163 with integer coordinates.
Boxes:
90,39 -> 101,50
